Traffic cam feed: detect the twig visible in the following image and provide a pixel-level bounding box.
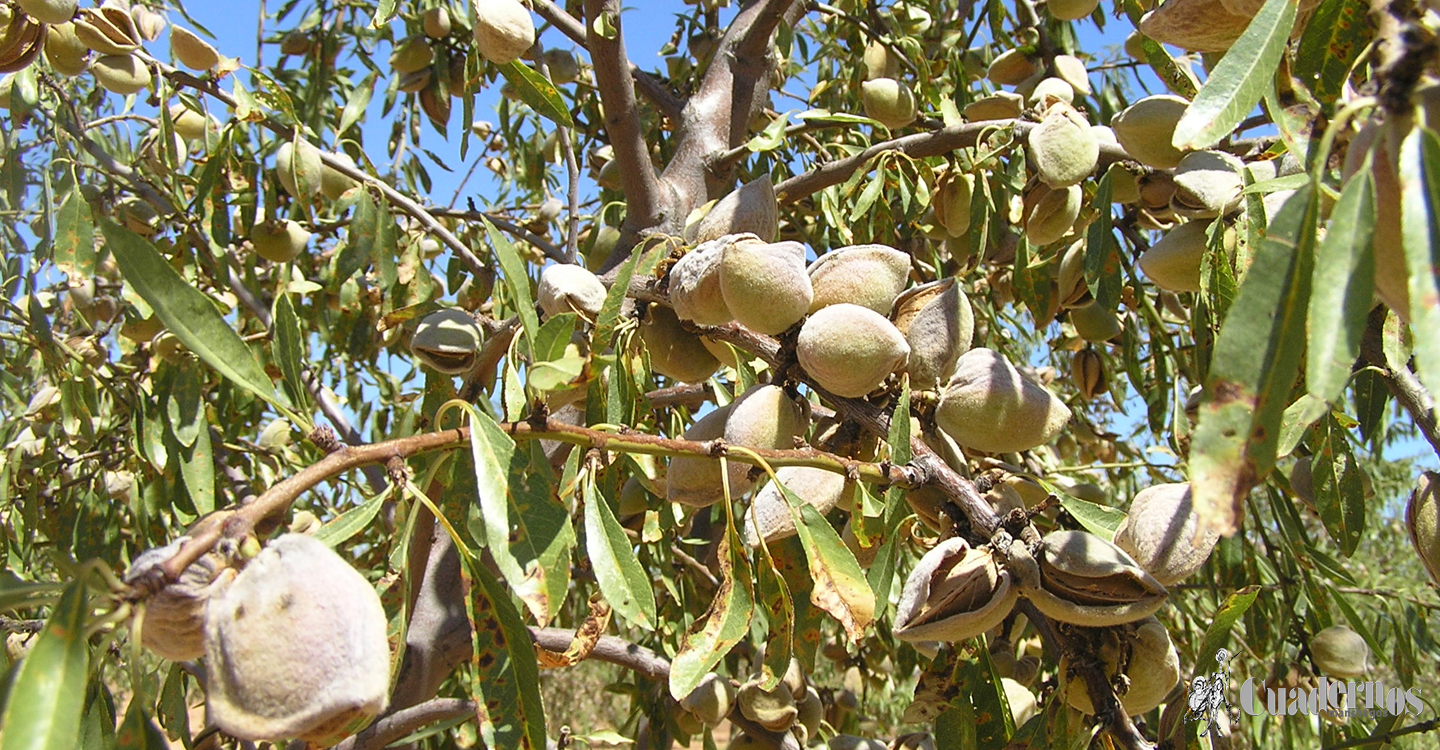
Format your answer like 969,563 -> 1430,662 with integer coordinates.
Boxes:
644,382 -> 715,409
1360,306 -> 1440,461
431,206 -> 566,262
128,419 -> 924,592
334,698 -> 474,750
1321,717 -> 1440,750
135,52 -> 492,280
774,120 -> 1134,203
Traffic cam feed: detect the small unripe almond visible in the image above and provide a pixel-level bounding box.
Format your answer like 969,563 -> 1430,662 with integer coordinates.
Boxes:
1023,183 -> 1082,246
935,347 -> 1071,453
472,0 -> 535,65
1111,95 -> 1190,169
861,77 -> 917,130
1070,347 -> 1107,401
964,91 -> 1023,122
92,53 -> 151,95
1048,0 -> 1100,21
1069,301 -> 1122,343
862,39 -> 900,80
542,48 -> 580,84
18,0 -> 78,25
892,279 -> 973,390
1407,472 -> 1440,588
719,238 -> 813,335
44,22 -> 90,76
987,48 -> 1040,86
250,219 -> 311,263
1309,626 -> 1369,678
170,26 -> 221,71
1171,150 -> 1245,218
538,263 -> 607,320
744,466 -> 852,546
1138,219 -> 1210,293
693,178 -> 779,244
423,7 -> 451,39
665,406 -> 733,507
1030,103 -> 1098,188
797,303 -> 909,398
410,308 -> 483,374
807,243 -> 911,314
639,305 -> 721,383
276,138 -> 324,200
1113,482 -> 1220,585
390,36 -> 434,74
669,236 -> 734,326
933,170 -> 974,237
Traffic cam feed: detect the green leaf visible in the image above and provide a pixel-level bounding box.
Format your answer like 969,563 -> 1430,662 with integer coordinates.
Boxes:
1293,0 -> 1372,115
1310,417 -> 1366,556
337,72 -> 377,138
756,547 -> 795,690
1198,585 -> 1261,667
1306,168 -> 1375,403
1138,37 -> 1198,99
533,313 -> 578,364
0,580 -> 90,750
315,488 -> 388,547
1084,173 -> 1122,312
465,560 -> 549,750
482,216 -> 539,360
1276,393 -> 1328,459
102,219 -> 283,410
178,422 -> 215,515
1058,496 -> 1126,541
1172,0 -> 1299,150
776,481 -> 875,641
371,0 -> 397,28
582,477 -> 656,630
115,701 -> 168,750
498,61 -> 574,128
1190,186 -> 1317,536
745,112 -> 791,153
52,185 -> 95,279
271,293 -> 312,420
1398,127 -> 1440,420
595,244 -> 664,343
670,527 -> 754,701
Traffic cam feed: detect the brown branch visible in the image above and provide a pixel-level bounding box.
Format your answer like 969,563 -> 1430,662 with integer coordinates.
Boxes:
773,120 -> 1134,204
530,0 -> 684,121
644,382 -> 715,409
1322,716 -> 1440,750
584,0 -> 668,231
127,419 -> 922,595
334,697 -> 474,750
662,0 -> 801,216
430,207 -> 566,261
1360,306 -> 1440,460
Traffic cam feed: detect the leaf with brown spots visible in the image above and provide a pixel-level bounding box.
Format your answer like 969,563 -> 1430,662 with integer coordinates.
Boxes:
1191,185 -> 1318,536
460,555 -> 547,750
669,530 -> 754,701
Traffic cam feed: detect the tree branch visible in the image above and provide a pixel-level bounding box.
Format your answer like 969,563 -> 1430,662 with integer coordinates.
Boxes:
334,697 -> 474,750
583,0 -> 668,231
530,0 -> 684,121
773,120 -> 1134,204
126,419 -> 923,594
1360,306 -> 1440,460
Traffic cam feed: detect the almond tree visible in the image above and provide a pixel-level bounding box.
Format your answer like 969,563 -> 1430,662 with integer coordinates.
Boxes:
0,1 -> 1438,749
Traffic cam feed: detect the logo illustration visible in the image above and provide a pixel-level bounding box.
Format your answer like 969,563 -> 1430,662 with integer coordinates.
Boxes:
1185,647 -> 1234,736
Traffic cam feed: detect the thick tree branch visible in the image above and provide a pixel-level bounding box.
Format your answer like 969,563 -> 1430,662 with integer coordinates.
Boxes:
773,120 -> 1134,204
334,698 -> 474,750
662,0 -> 800,214
530,0 -> 684,121
584,0 -> 668,231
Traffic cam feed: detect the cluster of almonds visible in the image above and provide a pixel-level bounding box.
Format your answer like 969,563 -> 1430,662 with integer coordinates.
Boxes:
124,531 -> 391,745
678,659 -> 826,748
888,482 -> 1222,717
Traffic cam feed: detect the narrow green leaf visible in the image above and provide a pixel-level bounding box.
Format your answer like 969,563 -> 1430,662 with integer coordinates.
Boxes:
115,701 -> 168,750
465,560 -> 549,750
533,313 -> 578,364
1084,173 -> 1122,312
315,489 -> 388,547
1198,585 -> 1261,666
756,548 -> 795,690
1398,127 -> 1440,419
337,73 -> 377,139
1276,393 -> 1328,459
1307,169 -> 1375,402
1190,186 -> 1317,535
498,61 -> 574,128
371,0 -> 398,28
595,245 -> 663,343
1172,0 -> 1299,150
582,478 -> 656,630
1138,37 -> 1198,99
1293,0 -> 1372,114
745,112 -> 790,153
1058,496 -> 1126,541
670,529 -> 754,700
467,405 -> 545,622
272,293 -> 311,419
1310,417 -> 1366,556
102,219 -> 282,409
482,216 -> 539,360
0,580 -> 90,750
178,424 -> 215,515
52,185 -> 95,279
776,481 -> 875,641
